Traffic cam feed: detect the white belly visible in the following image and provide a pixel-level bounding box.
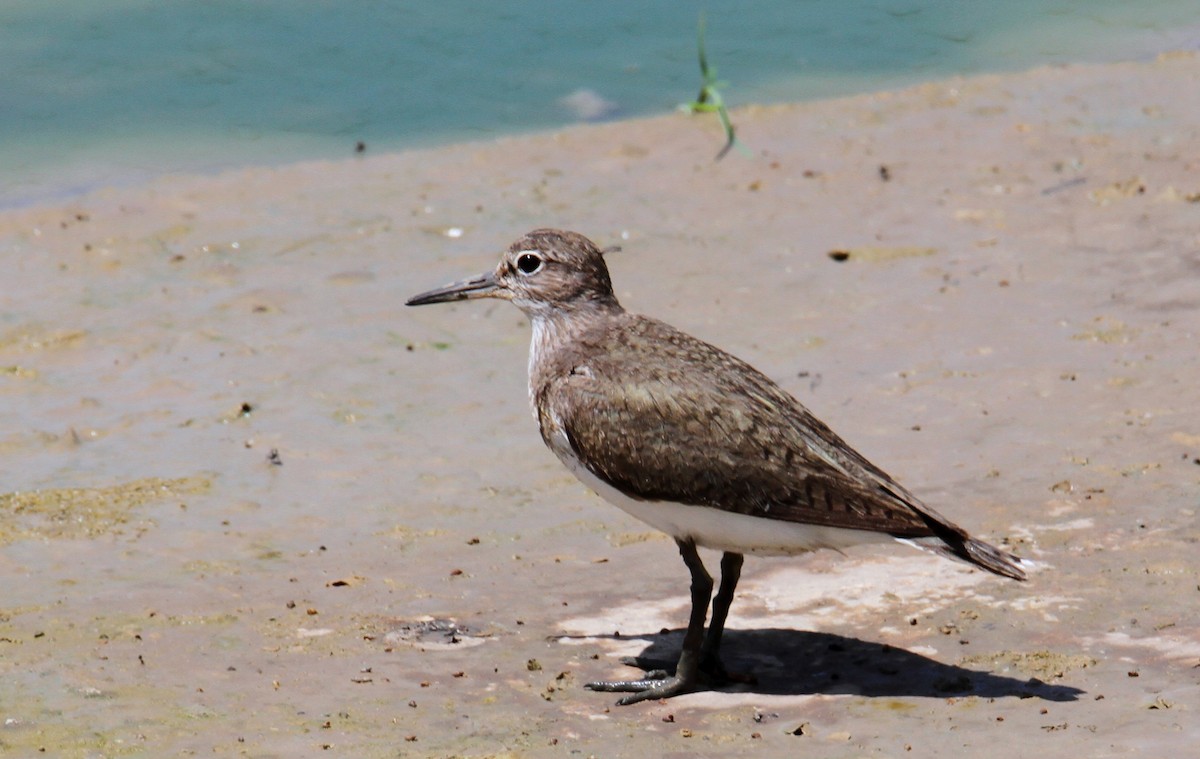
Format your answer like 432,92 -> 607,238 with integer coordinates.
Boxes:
548,429 -> 890,557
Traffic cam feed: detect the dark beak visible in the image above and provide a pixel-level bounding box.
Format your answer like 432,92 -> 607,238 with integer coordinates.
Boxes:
406,271 -> 501,306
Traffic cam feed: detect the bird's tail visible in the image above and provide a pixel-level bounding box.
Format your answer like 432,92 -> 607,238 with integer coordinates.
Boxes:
899,534 -> 1027,581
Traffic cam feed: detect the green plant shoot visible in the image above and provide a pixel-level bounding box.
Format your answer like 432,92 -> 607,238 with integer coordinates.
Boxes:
687,13 -> 748,160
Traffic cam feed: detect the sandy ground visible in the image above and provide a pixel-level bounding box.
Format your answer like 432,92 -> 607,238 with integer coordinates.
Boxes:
2,53 -> 1199,757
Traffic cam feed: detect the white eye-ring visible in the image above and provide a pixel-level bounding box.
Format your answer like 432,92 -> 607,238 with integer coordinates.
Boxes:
515,251 -> 543,275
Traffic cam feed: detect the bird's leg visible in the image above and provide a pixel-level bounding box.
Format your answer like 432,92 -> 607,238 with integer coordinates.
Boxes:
617,550 -> 750,682
585,538 -> 713,705
699,551 -> 745,682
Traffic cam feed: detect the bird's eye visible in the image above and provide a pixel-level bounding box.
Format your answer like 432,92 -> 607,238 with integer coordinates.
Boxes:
516,252 -> 543,275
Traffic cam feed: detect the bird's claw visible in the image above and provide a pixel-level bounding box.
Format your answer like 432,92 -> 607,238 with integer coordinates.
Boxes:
584,673 -> 698,705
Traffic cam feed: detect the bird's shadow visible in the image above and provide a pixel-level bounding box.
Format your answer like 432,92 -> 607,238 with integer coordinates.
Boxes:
573,628 -> 1084,702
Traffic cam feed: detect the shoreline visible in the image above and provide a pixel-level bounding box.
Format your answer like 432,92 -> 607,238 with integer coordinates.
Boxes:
3,51 -> 1197,213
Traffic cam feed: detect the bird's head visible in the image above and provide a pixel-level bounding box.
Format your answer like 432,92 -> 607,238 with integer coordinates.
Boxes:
406,229 -> 619,317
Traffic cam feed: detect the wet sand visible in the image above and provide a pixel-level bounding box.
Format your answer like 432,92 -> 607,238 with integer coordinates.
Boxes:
2,54 -> 1198,756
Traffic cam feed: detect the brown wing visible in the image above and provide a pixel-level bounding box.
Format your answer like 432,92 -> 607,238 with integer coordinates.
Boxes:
540,316 -> 938,536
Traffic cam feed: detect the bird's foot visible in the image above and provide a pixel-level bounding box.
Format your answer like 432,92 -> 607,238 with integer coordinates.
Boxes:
584,670 -> 698,705
614,654 -> 755,687
584,655 -> 755,705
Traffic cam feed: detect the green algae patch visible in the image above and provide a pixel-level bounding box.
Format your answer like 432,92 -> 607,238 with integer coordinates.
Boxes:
0,684 -> 217,759
958,650 -> 1096,681
0,326 -> 88,352
1,364 -> 38,379
1071,316 -> 1139,344
0,476 -> 211,544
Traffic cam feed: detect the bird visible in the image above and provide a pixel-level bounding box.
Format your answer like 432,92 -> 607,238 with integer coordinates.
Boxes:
406,228 -> 1025,705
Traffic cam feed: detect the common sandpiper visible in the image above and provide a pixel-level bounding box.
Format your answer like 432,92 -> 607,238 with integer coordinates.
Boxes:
407,228 -> 1025,705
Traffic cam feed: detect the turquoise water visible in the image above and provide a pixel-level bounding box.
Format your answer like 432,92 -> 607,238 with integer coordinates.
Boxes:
2,0 -> 1197,207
